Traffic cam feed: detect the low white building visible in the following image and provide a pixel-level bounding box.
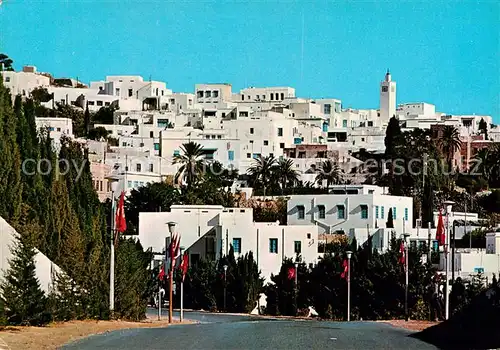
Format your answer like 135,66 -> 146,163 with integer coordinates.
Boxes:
0,216 -> 61,293
287,185 -> 414,249
1,66 -> 51,98
138,205 -> 319,282
35,117 -> 73,149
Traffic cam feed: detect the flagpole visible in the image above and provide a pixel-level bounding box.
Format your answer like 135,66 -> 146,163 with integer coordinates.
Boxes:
346,251 -> 352,322
158,266 -> 162,321
443,201 -> 454,320
403,233 -> 410,322
180,247 -> 184,322
109,186 -> 117,317
167,222 -> 177,324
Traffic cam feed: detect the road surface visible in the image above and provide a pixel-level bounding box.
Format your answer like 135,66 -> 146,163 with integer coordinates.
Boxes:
62,310 -> 437,349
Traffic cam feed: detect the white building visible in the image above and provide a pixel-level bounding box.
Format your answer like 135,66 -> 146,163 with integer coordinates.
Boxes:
1,66 -> 50,98
287,185 -> 414,249
0,216 -> 61,293
35,117 -> 74,149
138,205 -> 319,283
235,86 -> 295,103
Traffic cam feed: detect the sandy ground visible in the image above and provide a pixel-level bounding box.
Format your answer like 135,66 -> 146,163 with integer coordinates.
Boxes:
0,317 -> 193,350
382,319 -> 439,331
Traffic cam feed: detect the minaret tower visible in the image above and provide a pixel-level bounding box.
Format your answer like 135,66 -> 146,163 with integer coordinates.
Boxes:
380,69 -> 397,120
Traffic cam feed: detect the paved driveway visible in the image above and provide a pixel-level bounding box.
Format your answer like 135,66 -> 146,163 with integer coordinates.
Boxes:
62,311 -> 437,349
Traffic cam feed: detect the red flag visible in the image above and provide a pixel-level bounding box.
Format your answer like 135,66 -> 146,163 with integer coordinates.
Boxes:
340,259 -> 348,279
436,210 -> 445,246
115,191 -> 127,234
287,266 -> 296,280
158,264 -> 165,281
180,253 -> 189,282
399,241 -> 406,265
168,232 -> 181,268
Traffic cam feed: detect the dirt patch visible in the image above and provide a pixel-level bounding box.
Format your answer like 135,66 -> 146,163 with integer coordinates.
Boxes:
382,319 -> 439,331
0,317 -> 194,350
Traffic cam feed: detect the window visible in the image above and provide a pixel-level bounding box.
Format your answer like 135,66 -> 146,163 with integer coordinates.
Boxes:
136,164 -> 141,172
88,101 -> 95,105
269,238 -> 278,253
307,233 -> 311,239
318,205 -> 326,219
375,206 -> 379,219
381,206 -> 385,219
381,86 -> 388,92
294,241 -> 301,254
97,100 -> 103,106
150,131 -> 154,138
277,128 -> 283,136
247,153 -> 251,158
342,120 -> 347,128
149,164 -> 154,172
217,135 -> 222,139
197,91 -> 203,98
233,238 -> 241,253
262,94 -> 266,100
213,90 -> 219,98
280,143 -> 285,149
205,91 -> 211,98
263,140 -> 268,146
139,181 -> 144,187
127,181 -> 132,188
173,150 -> 180,156
122,142 -> 127,146
281,93 -> 284,100
154,143 -> 160,151
105,102 -> 110,106
228,150 -> 234,161
128,88 -> 133,97
393,207 -> 397,219
250,128 -> 254,134
361,205 -> 368,219
297,205 -> 305,219
324,104 -> 331,114
115,88 -> 120,96
133,181 -> 139,187
404,208 -> 409,221
4,77 -> 10,83
337,205 -> 345,219
56,127 -> 61,132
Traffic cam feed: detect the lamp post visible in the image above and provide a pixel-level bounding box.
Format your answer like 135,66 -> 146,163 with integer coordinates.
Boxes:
443,200 -> 454,320
167,221 -> 176,324
346,251 -> 352,321
402,233 -> 410,322
223,265 -> 228,312
108,179 -> 119,317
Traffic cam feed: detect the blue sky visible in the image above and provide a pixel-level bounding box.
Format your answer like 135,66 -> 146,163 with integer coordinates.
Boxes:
1,0 -> 498,121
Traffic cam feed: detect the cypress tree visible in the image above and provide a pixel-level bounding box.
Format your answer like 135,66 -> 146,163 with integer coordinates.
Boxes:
0,80 -> 22,222
386,208 -> 394,228
0,234 -> 51,326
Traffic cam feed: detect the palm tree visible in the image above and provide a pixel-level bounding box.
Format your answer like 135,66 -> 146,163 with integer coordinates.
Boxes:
246,155 -> 277,196
274,158 -> 300,194
172,142 -> 206,188
315,159 -> 343,189
438,126 -> 462,170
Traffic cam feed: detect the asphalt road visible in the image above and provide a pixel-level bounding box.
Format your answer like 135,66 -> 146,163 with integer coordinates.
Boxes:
62,311 -> 437,349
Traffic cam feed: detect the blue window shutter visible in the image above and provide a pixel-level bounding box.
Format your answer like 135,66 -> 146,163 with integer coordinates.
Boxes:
228,150 -> 234,161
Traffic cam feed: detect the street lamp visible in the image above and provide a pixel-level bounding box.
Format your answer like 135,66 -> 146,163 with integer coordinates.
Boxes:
107,178 -> 119,317
223,265 -> 228,312
346,251 -> 352,322
166,221 -> 177,324
402,233 -> 410,322
443,200 -> 454,320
